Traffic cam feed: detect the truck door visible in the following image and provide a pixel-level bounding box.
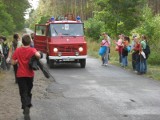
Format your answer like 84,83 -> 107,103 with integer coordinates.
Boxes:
34,25 -> 47,53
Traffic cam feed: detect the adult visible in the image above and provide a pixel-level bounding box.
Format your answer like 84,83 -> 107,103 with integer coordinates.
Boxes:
30,33 -> 34,47
140,35 -> 147,73
132,37 -> 142,74
0,36 -> 4,55
6,33 -> 22,83
130,36 -> 137,71
114,34 -> 124,64
100,32 -> 111,66
1,36 -> 10,70
11,34 -> 41,120
0,37 -> 4,69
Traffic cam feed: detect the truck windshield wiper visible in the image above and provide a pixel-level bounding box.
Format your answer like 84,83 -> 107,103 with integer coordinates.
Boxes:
62,33 -> 70,36
53,28 -> 58,35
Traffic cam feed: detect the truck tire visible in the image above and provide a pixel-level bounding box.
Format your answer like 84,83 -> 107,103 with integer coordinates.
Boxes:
80,59 -> 86,68
46,54 -> 49,64
49,60 -> 55,68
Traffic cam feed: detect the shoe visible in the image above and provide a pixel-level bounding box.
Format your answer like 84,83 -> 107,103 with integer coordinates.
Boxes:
137,72 -> 143,75
104,64 -> 108,66
134,70 -> 138,73
24,107 -> 30,120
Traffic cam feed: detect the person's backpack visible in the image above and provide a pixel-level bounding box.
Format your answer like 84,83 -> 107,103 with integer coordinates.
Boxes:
3,44 -> 9,57
143,44 -> 150,59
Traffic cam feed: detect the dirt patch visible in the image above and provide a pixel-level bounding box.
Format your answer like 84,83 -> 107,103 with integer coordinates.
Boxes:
0,68 -> 51,120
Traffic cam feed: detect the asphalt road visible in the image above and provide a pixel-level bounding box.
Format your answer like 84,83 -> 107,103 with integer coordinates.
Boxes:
27,55 -> 160,120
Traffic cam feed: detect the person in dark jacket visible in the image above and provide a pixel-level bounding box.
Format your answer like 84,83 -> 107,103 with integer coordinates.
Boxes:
121,36 -> 130,68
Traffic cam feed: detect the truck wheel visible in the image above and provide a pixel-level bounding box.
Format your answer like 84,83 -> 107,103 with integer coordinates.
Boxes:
46,55 -> 49,64
80,59 -> 86,68
49,60 -> 55,68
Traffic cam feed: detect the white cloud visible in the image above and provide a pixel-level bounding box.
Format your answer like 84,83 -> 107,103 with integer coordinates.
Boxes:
29,0 -> 39,10
24,0 -> 39,19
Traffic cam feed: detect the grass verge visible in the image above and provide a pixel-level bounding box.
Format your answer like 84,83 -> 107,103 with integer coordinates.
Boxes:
87,37 -> 160,80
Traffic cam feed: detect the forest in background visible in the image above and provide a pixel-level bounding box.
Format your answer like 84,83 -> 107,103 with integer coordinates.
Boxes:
0,0 -> 160,64
26,0 -> 160,64
0,0 -> 30,35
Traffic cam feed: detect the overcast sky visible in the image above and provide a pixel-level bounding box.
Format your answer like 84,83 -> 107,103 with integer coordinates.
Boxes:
29,0 -> 39,10
24,0 -> 39,19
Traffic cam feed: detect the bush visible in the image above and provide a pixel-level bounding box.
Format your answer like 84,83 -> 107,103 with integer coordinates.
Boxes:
131,5 -> 160,65
84,18 -> 105,40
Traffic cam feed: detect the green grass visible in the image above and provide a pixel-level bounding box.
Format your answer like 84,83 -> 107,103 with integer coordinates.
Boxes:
87,37 -> 160,80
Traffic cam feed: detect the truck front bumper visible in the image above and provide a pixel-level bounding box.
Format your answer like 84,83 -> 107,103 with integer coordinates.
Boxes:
49,55 -> 87,61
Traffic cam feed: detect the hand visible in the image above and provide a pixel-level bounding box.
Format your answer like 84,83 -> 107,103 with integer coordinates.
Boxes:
38,51 -> 43,58
1,54 -> 4,57
6,57 -> 10,63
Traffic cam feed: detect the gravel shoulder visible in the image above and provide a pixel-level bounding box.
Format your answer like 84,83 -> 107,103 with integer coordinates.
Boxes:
0,67 -> 51,120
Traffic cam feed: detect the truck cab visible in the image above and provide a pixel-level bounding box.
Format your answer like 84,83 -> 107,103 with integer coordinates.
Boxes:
34,15 -> 87,68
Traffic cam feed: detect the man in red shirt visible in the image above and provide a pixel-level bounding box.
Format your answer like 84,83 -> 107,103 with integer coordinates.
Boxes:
12,34 -> 40,120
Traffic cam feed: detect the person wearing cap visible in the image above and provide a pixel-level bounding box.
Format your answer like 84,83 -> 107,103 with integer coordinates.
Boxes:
11,34 -> 41,120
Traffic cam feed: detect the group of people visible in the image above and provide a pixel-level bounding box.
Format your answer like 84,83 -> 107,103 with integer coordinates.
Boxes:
100,33 -> 149,75
0,32 -> 38,120
130,35 -> 149,74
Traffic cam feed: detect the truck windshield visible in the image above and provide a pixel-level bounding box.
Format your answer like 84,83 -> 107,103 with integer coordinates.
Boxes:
50,23 -> 84,36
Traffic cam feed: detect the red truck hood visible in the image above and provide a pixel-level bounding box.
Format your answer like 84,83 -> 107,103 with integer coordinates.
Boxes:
48,36 -> 86,44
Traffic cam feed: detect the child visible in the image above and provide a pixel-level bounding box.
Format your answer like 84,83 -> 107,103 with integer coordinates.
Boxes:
121,36 -> 130,68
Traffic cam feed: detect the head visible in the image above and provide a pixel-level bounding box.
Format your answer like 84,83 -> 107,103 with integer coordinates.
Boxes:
2,36 -> 7,41
132,35 -> 137,39
134,37 -> 139,43
30,33 -> 34,40
0,37 -> 3,44
141,35 -> 147,40
124,36 -> 130,43
22,34 -> 31,46
101,32 -> 108,39
13,33 -> 19,40
119,34 -> 124,39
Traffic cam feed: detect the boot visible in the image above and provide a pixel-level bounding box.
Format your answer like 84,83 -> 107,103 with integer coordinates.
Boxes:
23,107 -> 30,120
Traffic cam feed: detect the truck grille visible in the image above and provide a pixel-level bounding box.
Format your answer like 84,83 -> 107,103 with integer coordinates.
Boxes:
58,46 -> 78,52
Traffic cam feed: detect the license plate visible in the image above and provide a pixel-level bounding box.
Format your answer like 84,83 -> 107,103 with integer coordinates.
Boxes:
63,58 -> 75,61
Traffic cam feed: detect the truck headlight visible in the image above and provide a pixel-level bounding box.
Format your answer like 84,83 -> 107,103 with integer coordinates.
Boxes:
79,47 -> 83,52
53,48 -> 58,53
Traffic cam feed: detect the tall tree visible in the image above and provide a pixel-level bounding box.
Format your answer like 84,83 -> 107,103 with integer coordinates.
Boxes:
2,0 -> 30,30
94,0 -> 146,36
0,1 -> 15,35
148,0 -> 160,14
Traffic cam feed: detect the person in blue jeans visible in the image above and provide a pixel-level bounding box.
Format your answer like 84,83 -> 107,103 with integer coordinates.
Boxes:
100,32 -> 110,66
136,49 -> 146,75
121,36 -> 130,68
140,35 -> 148,73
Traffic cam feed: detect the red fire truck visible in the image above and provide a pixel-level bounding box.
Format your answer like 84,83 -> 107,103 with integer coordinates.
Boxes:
34,15 -> 87,68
